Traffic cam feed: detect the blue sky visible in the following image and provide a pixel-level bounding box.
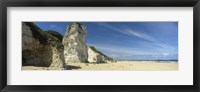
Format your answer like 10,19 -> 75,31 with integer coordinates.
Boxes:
34,22 -> 178,60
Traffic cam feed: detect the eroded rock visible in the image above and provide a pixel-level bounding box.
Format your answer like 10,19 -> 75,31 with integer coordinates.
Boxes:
88,46 -> 114,63
62,22 -> 88,63
22,22 -> 66,68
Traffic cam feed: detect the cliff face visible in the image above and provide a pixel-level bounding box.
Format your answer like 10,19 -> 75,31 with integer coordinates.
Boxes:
22,22 -> 114,70
62,23 -> 88,63
62,22 -> 114,64
88,46 -> 114,63
22,22 -> 66,69
50,47 -> 65,68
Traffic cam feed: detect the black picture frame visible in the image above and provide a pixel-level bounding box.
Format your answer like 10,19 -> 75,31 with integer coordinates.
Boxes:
0,0 -> 200,92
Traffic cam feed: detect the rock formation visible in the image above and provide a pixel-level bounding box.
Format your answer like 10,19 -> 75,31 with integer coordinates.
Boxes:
62,22 -> 88,63
62,22 -> 115,64
88,46 -> 114,63
22,22 -> 66,69
22,22 -> 115,70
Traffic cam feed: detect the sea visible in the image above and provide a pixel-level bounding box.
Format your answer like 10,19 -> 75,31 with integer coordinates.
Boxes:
116,59 -> 178,63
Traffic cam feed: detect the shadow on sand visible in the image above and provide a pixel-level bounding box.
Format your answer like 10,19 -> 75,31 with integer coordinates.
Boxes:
67,65 -> 81,70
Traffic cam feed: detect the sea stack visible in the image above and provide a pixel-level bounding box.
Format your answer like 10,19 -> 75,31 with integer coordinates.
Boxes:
62,22 -> 88,63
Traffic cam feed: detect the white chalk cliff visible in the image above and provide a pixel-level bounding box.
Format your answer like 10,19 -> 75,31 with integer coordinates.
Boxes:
88,46 -> 108,63
62,22 -> 88,63
62,22 -> 114,63
22,22 -> 114,69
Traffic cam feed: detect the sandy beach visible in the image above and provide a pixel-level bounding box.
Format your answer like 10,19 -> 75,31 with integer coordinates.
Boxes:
22,61 -> 178,70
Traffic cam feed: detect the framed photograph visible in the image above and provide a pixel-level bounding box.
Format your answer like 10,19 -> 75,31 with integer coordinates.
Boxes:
1,0 -> 199,92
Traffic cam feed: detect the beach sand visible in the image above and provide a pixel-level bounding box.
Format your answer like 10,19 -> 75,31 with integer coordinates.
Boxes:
22,61 -> 178,70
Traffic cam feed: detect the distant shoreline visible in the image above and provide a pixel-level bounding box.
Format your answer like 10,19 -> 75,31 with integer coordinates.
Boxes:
115,59 -> 178,61
116,60 -> 178,63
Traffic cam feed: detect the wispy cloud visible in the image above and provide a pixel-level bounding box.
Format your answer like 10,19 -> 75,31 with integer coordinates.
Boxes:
155,43 -> 177,53
95,22 -> 177,54
88,43 -> 177,60
96,23 -> 156,42
125,29 -> 156,42
88,43 -> 152,55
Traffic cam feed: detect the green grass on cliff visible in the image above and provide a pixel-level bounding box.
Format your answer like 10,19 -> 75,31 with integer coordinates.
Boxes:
89,46 -> 113,61
24,22 -> 63,48
46,30 -> 63,41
